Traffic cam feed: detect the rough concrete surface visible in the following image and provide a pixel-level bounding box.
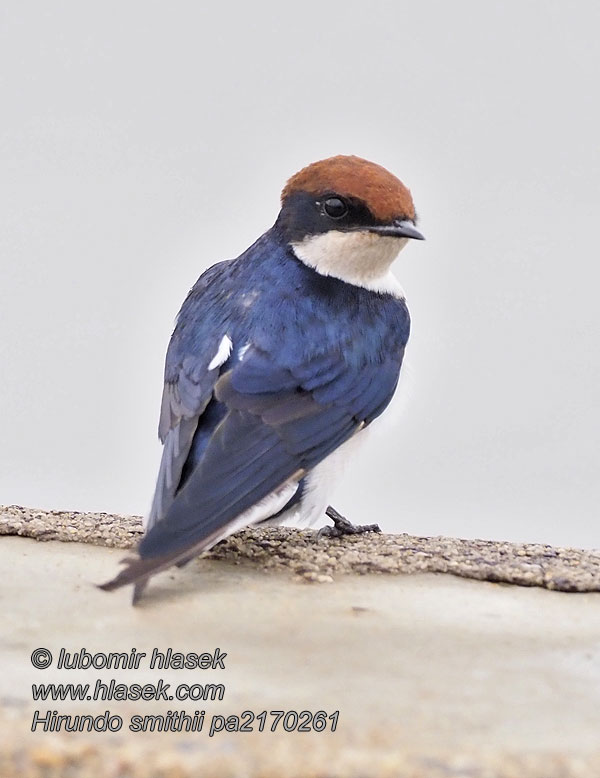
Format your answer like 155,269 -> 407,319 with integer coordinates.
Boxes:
2,504 -> 600,591
1,506 -> 600,777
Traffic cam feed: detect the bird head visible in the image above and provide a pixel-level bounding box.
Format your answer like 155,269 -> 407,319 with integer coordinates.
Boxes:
275,155 -> 424,292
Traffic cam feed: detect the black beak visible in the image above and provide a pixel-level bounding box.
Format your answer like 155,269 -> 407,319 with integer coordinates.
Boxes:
368,220 -> 425,240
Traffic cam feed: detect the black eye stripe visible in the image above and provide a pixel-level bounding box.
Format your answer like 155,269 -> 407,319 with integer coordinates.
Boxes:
323,197 -> 348,219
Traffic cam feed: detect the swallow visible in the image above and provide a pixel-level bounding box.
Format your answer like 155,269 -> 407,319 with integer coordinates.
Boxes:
99,155 -> 424,602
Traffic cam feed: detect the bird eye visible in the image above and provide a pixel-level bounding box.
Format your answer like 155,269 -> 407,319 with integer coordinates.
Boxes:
323,197 -> 348,218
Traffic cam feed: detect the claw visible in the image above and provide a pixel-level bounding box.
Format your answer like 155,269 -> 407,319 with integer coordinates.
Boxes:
318,505 -> 381,538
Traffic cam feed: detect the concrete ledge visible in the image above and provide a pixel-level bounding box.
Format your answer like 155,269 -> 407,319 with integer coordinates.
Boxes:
2,506 -> 600,777
2,504 -> 600,591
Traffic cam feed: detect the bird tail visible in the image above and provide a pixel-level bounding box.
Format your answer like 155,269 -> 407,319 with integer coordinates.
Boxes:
97,526 -> 226,605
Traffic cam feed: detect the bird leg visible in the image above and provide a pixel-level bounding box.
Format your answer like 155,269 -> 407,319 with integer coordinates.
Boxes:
318,505 -> 381,538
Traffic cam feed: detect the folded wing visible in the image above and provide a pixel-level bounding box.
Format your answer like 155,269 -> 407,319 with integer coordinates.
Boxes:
100,341 -> 404,591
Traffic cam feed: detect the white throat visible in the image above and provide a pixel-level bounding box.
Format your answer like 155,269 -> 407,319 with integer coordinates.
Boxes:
291,230 -> 407,297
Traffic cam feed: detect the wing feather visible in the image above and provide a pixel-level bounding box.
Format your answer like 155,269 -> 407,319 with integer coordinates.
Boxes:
138,344 -> 397,561
148,262 -> 234,528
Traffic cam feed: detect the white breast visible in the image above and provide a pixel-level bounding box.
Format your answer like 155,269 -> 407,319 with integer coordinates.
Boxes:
266,428 -> 371,530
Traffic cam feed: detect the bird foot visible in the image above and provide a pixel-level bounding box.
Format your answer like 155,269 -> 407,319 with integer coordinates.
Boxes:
318,505 -> 381,538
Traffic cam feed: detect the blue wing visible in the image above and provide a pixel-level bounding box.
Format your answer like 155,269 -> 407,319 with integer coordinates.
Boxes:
147,261 -> 234,528
139,341 -> 404,559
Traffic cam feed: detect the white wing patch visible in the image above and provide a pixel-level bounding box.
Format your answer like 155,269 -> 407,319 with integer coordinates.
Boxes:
208,335 -> 233,370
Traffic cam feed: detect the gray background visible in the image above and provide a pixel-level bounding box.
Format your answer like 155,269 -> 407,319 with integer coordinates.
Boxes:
1,1 -> 598,548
